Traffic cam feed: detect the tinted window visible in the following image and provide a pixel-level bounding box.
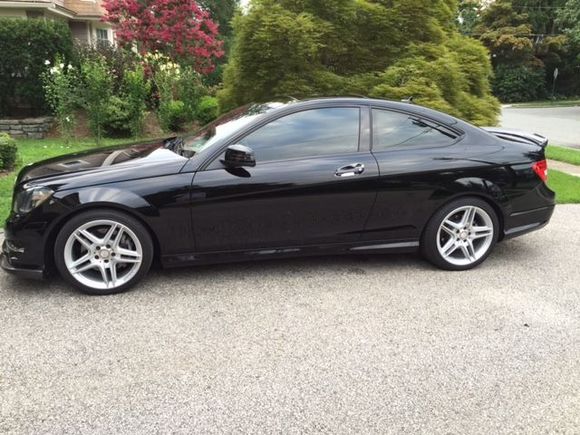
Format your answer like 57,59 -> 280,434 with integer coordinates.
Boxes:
372,109 -> 457,150
240,107 -> 360,162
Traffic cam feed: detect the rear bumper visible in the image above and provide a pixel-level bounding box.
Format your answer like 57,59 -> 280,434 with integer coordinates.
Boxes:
502,204 -> 555,240
0,251 -> 45,280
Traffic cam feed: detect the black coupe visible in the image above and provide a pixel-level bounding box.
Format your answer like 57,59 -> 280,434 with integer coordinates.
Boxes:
1,98 -> 555,294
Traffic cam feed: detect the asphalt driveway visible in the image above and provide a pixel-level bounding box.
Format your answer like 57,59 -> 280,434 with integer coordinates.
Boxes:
1,205 -> 579,434
501,106 -> 580,148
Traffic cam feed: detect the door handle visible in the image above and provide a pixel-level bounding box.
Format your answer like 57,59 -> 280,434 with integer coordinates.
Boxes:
335,163 -> 365,177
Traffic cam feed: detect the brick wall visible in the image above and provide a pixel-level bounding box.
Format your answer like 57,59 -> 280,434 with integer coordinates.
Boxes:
0,117 -> 54,139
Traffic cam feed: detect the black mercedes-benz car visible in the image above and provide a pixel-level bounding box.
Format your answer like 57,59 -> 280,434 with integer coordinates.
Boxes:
1,98 -> 555,294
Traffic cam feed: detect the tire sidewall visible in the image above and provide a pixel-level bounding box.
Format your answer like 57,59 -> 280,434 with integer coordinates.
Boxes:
421,197 -> 499,271
54,210 -> 154,295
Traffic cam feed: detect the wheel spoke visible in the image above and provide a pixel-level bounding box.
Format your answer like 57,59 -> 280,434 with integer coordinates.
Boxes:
98,264 -> 110,287
109,263 -> 118,287
441,222 -> 456,237
70,256 -> 96,274
461,207 -> 477,227
78,229 -> 100,246
466,240 -> 477,260
444,219 -> 462,230
102,224 -> 118,246
74,231 -> 93,250
442,239 -> 459,257
116,247 -> 141,263
112,228 -> 125,249
459,243 -> 474,261
472,225 -> 493,239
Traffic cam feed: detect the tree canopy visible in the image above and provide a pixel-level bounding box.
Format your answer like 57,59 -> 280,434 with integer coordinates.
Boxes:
219,0 -> 500,125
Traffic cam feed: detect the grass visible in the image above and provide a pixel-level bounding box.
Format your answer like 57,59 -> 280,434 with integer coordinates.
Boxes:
548,170 -> 580,204
546,145 -> 580,166
0,137 -> 146,226
509,99 -> 580,108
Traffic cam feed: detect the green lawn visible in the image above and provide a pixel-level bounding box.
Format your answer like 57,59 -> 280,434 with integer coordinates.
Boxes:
546,145 -> 580,166
510,99 -> 580,108
0,138 -> 145,226
548,170 -> 580,204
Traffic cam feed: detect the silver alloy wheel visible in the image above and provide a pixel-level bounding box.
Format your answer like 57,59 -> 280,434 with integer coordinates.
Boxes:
436,205 -> 494,267
63,219 -> 143,290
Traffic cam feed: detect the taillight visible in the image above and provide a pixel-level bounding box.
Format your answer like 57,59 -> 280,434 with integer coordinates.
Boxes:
532,159 -> 548,182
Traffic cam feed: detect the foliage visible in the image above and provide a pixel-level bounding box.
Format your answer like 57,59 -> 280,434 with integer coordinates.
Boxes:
41,58 -> 80,141
219,0 -> 500,125
158,100 -> 189,132
103,96 -> 133,137
196,96 -> 219,125
102,0 -> 224,74
146,52 -> 207,131
475,0 -> 580,101
80,56 -> 113,143
557,0 -> 580,44
458,0 -> 483,35
0,133 -> 17,170
493,63 -> 546,102
123,64 -> 151,137
0,18 -> 73,116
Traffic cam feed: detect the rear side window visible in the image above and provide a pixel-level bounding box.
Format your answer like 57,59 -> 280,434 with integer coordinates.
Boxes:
240,107 -> 360,162
372,109 -> 457,151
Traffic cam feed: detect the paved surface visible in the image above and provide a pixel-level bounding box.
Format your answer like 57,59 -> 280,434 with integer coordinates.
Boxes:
549,159 -> 580,177
501,106 -> 580,148
1,206 -> 579,434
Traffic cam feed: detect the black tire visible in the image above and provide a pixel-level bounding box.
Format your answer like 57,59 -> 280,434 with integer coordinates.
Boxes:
54,209 -> 154,295
421,197 -> 499,271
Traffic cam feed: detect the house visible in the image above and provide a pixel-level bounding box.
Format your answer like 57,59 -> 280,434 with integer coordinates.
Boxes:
0,0 -> 114,45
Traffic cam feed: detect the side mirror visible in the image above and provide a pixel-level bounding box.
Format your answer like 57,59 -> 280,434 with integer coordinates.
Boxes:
222,144 -> 256,168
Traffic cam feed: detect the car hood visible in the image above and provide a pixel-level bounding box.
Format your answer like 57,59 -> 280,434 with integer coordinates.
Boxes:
17,139 -> 187,187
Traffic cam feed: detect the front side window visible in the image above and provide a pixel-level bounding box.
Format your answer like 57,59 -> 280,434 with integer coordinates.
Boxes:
240,107 -> 360,162
372,109 -> 457,151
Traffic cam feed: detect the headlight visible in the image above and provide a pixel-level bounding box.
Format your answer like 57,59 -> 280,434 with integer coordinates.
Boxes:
13,186 -> 54,214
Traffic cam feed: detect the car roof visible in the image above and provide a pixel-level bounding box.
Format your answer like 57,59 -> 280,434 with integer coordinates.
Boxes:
268,97 -> 459,126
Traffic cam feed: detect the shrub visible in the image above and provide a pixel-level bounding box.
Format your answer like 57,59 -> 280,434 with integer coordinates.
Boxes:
179,67 -> 206,120
0,133 -> 17,170
159,100 -> 188,132
103,96 -> 133,137
81,56 -> 113,143
123,64 -> 150,137
41,57 -> 80,141
493,63 -> 546,103
0,18 -> 73,116
196,96 -> 219,125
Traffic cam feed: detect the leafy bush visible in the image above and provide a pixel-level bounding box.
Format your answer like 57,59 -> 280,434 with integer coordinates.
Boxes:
81,56 -> 113,143
123,64 -> 150,137
0,18 -> 73,116
196,96 -> 219,125
103,96 -> 133,137
159,100 -> 189,132
493,63 -> 546,103
41,57 -> 80,141
0,133 -> 17,170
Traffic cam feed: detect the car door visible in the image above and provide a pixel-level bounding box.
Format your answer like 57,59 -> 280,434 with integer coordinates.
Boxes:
364,107 -> 465,242
190,105 -> 380,252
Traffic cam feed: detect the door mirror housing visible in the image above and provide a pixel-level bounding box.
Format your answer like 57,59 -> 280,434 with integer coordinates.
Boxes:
222,144 -> 256,168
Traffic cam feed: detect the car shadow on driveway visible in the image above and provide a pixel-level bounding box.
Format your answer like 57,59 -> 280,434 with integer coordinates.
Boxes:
0,237 -> 539,298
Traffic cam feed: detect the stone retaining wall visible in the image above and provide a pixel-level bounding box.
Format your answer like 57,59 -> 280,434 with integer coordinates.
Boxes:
0,117 -> 54,139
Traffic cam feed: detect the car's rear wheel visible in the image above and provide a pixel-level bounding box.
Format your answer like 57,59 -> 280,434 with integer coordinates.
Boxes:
54,210 -> 153,295
421,197 -> 499,270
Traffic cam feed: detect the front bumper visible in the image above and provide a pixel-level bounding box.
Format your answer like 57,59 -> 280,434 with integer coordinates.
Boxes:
0,251 -> 45,280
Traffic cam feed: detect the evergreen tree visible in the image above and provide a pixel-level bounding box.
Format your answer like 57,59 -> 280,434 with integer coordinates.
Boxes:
219,0 -> 500,125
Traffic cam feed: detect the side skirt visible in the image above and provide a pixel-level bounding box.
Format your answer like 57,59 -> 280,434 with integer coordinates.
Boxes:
161,240 -> 420,268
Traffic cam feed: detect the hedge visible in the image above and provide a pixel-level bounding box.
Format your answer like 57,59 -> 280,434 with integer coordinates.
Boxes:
0,18 -> 73,117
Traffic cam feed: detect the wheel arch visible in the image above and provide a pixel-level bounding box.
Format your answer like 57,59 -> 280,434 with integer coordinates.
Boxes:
44,203 -> 162,273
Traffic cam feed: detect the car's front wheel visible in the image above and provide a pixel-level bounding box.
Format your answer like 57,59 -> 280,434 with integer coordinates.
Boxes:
422,197 -> 499,270
54,210 -> 154,295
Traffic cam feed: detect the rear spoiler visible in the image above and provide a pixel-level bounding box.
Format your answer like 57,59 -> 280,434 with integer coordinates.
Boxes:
482,127 -> 548,148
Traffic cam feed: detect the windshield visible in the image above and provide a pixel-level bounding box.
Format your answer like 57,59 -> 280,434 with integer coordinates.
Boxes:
166,102 -> 289,157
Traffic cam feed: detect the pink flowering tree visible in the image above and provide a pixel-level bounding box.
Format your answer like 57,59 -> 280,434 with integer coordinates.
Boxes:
102,0 -> 224,74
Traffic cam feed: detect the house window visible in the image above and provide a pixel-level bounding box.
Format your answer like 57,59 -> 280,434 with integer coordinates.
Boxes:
26,10 -> 44,19
96,28 -> 110,46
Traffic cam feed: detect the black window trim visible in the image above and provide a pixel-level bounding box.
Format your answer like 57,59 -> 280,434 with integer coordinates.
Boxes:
201,104 -> 368,170
369,106 -> 464,152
